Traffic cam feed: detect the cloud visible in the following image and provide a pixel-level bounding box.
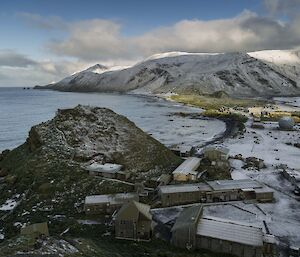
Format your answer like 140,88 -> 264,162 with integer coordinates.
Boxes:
17,12 -> 67,30
264,0 -> 300,16
45,11 -> 300,61
48,19 -> 132,60
0,49 -> 37,67
0,49 -> 95,86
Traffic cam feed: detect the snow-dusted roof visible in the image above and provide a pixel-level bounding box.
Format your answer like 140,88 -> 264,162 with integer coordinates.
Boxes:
197,216 -> 263,247
159,183 -> 212,194
172,157 -> 201,175
206,179 -> 261,191
203,146 -> 229,155
85,193 -> 138,205
159,179 -> 263,194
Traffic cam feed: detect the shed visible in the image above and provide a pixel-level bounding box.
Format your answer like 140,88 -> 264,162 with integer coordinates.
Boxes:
115,201 -> 152,241
196,216 -> 263,257
20,222 -> 49,239
203,146 -> 229,161
171,205 -> 203,250
84,193 -> 138,215
172,157 -> 201,182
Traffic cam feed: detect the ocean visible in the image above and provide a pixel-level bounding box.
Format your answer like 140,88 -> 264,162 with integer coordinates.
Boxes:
0,87 -> 225,151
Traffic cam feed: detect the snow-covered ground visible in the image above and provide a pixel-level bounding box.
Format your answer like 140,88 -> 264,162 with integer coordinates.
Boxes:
275,97 -> 300,108
204,169 -> 300,247
219,100 -> 300,248
224,120 -> 300,169
153,99 -> 300,249
0,199 -> 18,211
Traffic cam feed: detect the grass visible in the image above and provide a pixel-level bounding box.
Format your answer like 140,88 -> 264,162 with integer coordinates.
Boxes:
260,111 -> 300,123
169,93 -> 265,110
201,109 -> 248,123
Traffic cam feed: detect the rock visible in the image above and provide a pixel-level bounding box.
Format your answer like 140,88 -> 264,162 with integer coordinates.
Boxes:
5,174 -> 17,184
243,157 -> 265,170
0,149 -> 10,161
0,168 -> 8,177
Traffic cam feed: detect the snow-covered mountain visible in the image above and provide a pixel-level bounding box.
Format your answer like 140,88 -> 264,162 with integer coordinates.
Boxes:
248,50 -> 300,87
39,51 -> 300,97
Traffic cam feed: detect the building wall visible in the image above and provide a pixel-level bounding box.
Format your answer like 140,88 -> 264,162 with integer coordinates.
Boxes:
172,226 -> 197,250
173,173 -> 188,182
160,191 -> 204,207
160,189 -> 242,207
255,191 -> 274,202
196,236 -> 262,257
84,202 -> 122,215
115,219 -> 151,241
115,220 -> 135,239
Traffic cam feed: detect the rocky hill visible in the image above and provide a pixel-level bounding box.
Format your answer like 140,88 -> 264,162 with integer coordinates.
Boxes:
37,51 -> 300,97
0,105 -> 181,245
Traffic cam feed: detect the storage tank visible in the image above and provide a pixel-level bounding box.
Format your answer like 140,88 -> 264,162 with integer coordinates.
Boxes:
278,116 -> 295,130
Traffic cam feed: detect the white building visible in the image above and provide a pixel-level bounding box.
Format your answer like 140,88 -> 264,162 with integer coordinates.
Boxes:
172,157 -> 201,182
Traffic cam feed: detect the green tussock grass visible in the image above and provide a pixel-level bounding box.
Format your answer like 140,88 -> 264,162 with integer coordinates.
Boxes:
170,93 -> 265,110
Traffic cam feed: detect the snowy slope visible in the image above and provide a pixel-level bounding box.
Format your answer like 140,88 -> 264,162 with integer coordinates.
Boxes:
249,50 -> 300,87
40,51 -> 300,97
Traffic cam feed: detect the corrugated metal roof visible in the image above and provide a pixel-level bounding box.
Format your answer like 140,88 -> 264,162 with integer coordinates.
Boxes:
159,183 -> 212,194
197,216 -> 263,247
207,179 -> 261,191
85,193 -> 138,205
159,179 -> 262,194
171,205 -> 203,232
173,157 -> 201,175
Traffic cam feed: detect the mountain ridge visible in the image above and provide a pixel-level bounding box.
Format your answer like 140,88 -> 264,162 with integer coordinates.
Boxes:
36,50 -> 300,97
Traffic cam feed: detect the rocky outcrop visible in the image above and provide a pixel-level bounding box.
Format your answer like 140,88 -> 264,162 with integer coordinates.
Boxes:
24,105 -> 181,172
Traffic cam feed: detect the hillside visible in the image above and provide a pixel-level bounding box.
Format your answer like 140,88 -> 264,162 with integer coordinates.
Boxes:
37,51 -> 300,97
248,49 -> 300,87
0,105 -> 181,243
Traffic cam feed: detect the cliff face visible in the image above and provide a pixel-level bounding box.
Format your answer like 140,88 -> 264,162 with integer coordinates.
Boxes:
0,105 -> 181,242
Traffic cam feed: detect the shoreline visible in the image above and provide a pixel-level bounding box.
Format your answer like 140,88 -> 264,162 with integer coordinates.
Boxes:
35,88 -> 239,149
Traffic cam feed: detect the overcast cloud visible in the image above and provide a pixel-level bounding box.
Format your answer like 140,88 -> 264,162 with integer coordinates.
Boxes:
0,49 -> 37,68
45,10 -> 300,62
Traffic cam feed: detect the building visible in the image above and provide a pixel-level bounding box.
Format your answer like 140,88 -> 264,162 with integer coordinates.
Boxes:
282,168 -> 300,190
172,206 -> 276,257
147,174 -> 171,188
171,146 -> 192,157
282,167 -> 300,191
158,179 -> 273,207
84,193 -> 139,215
115,201 -> 152,241
172,157 -> 201,182
20,222 -> 49,239
203,146 -> 229,162
171,205 -> 203,249
85,162 -> 123,178
196,216 -> 264,257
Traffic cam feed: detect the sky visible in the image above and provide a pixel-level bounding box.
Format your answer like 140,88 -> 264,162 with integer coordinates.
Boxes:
0,0 -> 300,87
